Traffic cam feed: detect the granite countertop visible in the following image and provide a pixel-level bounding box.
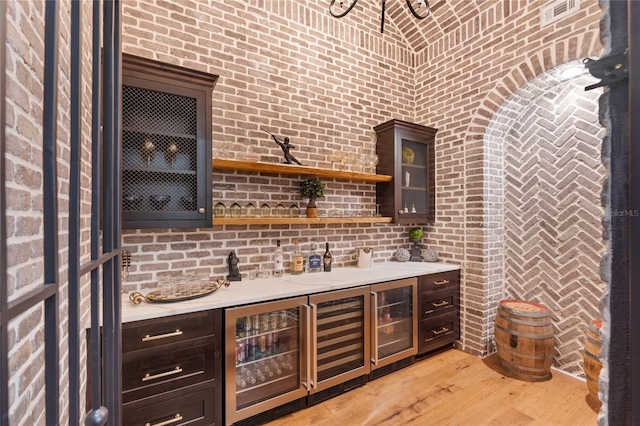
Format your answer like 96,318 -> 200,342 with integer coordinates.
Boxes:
121,261 -> 460,324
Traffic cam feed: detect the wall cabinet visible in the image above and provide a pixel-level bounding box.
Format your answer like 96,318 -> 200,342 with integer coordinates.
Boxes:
374,119 -> 437,224
121,310 -> 223,426
417,270 -> 461,355
122,54 -> 218,229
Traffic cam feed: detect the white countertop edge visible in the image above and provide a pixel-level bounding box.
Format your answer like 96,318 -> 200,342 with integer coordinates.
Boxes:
120,262 -> 460,324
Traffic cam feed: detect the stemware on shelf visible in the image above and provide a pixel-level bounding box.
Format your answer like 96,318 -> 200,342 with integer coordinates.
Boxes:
260,203 -> 271,218
230,201 -> 241,218
245,202 -> 256,218
289,204 -> 300,218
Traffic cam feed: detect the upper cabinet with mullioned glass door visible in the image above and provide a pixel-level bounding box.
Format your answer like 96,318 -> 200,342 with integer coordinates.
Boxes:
374,119 -> 437,224
121,53 -> 218,229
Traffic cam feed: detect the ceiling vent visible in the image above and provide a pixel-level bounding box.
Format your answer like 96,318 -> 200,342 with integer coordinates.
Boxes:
540,0 -> 580,27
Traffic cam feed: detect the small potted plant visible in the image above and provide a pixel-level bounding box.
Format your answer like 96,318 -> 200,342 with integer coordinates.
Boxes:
408,227 -> 423,262
299,177 -> 325,218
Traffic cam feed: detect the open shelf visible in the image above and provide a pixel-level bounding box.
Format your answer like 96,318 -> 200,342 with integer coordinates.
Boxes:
212,216 -> 393,226
212,158 -> 392,183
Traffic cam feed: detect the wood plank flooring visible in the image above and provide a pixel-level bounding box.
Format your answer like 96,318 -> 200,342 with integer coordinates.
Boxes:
267,349 -> 597,426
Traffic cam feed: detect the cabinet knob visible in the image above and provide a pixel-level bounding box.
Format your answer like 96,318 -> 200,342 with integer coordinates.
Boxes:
198,207 -> 205,214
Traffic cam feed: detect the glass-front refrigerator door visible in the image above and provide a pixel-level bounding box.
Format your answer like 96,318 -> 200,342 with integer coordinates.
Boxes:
308,286 -> 371,394
370,278 -> 418,369
225,297 -> 309,425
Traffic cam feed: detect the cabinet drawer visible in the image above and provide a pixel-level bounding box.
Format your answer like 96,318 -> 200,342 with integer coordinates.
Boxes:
418,271 -> 460,294
419,312 -> 460,354
123,342 -> 214,404
122,310 -> 215,353
420,291 -> 458,320
123,387 -> 215,426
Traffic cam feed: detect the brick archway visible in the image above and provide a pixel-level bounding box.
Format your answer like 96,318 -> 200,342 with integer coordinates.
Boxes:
458,34 -> 603,358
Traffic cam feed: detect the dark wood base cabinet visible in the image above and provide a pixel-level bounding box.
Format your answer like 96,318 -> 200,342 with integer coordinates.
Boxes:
121,310 -> 223,426
417,271 -> 461,355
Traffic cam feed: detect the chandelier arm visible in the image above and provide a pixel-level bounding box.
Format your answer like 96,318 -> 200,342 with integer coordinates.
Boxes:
406,0 -> 430,19
329,0 -> 360,18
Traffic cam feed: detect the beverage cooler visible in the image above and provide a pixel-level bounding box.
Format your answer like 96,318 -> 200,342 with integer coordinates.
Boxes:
225,287 -> 371,425
370,278 -> 418,370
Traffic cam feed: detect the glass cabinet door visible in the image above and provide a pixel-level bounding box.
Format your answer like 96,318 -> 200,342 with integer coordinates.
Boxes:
309,286 -> 371,392
371,278 -> 418,368
401,138 -> 429,216
225,297 -> 308,425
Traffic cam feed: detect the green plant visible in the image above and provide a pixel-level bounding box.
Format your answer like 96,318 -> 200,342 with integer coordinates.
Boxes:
408,227 -> 423,240
299,177 -> 325,208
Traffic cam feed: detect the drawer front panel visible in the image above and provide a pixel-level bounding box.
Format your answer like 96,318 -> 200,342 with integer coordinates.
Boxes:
419,312 -> 460,354
122,310 -> 215,353
420,291 -> 458,319
122,343 -> 214,403
418,271 -> 460,294
123,387 -> 215,426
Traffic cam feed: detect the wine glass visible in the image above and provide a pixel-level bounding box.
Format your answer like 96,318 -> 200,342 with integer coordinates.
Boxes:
366,153 -> 379,173
260,203 -> 270,218
245,201 -> 256,217
229,202 -> 241,218
165,141 -> 179,166
142,138 -> 155,166
213,202 -> 226,218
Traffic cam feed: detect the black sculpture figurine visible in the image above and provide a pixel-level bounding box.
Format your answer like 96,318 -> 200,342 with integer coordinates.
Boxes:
271,134 -> 303,165
227,251 -> 241,281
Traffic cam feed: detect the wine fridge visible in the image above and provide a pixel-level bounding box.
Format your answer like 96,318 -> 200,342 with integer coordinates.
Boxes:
225,287 -> 371,425
370,278 -> 418,370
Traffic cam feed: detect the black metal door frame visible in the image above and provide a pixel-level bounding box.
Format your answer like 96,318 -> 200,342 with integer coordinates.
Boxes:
0,0 -> 122,425
629,1 -> 639,424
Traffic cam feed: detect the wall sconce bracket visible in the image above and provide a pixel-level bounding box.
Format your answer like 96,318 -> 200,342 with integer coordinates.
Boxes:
584,50 -> 628,91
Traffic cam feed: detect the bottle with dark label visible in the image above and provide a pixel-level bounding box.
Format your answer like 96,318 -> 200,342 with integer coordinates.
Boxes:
307,242 -> 322,273
323,242 -> 332,272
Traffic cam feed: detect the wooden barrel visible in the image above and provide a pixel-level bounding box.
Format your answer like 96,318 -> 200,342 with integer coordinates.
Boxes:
584,319 -> 603,412
494,299 -> 554,381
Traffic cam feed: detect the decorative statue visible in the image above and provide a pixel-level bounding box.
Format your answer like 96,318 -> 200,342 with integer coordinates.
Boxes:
264,130 -> 303,165
227,251 -> 241,281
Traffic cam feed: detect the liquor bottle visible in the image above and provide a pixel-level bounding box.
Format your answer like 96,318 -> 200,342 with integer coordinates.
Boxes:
307,242 -> 322,273
290,240 -> 304,275
273,240 -> 284,277
323,242 -> 332,272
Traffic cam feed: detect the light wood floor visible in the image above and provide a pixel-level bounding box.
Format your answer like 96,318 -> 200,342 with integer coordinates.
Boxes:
267,349 -> 597,426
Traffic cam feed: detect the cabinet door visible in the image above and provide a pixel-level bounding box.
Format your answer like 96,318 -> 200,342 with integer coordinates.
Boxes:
121,54 -> 217,229
370,278 -> 418,369
308,286 -> 371,393
225,297 -> 308,425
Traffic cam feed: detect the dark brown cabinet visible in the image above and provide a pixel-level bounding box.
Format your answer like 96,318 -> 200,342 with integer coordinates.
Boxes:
121,310 -> 223,426
374,119 -> 437,224
417,270 -> 460,355
121,54 -> 218,229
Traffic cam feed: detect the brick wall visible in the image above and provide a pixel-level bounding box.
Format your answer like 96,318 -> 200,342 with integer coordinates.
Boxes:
120,0 -> 435,293
493,64 -> 605,375
121,0 -> 606,374
412,1 -> 604,360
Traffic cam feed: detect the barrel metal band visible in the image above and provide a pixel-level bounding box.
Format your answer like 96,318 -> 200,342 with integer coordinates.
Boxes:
496,313 -> 552,327
495,323 -> 554,340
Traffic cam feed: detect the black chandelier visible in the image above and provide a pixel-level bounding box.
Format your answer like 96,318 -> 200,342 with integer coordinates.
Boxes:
329,0 -> 431,33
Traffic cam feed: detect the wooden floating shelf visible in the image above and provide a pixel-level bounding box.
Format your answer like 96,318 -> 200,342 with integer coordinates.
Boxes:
212,158 -> 392,182
212,217 -> 393,226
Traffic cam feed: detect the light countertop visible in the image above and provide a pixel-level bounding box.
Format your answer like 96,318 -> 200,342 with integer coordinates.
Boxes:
121,261 -> 460,324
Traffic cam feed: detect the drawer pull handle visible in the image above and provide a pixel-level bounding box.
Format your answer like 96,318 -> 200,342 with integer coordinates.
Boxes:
141,329 -> 183,342
433,280 -> 449,286
432,301 -> 449,308
142,366 -> 182,382
433,327 -> 450,336
145,413 -> 183,426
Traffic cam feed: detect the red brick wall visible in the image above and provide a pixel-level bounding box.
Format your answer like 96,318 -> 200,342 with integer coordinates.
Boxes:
121,0 -> 605,373
413,1 -> 604,360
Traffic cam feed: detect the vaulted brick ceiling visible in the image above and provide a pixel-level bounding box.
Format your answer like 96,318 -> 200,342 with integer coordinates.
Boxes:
385,0 -> 484,53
